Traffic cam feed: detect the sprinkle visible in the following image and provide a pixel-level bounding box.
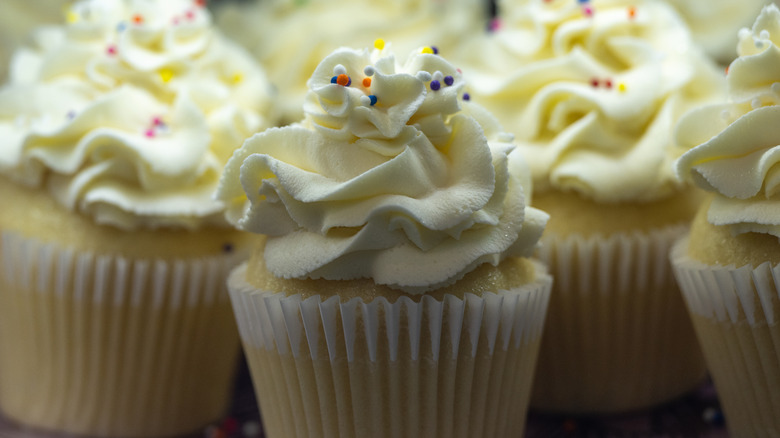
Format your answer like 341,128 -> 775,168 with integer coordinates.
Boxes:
720,109 -> 731,121
421,46 -> 434,54
416,71 -> 432,82
583,6 -> 593,16
185,9 -> 195,20
590,78 -> 599,87
431,46 -> 439,55
152,116 -> 164,126
242,421 -> 262,438
145,129 -> 156,138
463,93 -> 470,101
220,418 -> 239,435
195,0 -> 207,7
577,0 -> 589,3
106,44 -> 117,55
725,65 -> 730,75
132,14 -> 144,24
617,82 -> 627,92
222,243 -> 234,253
604,79 -> 613,89
362,77 -> 372,87
702,408 -> 725,426
628,6 -> 636,19
172,17 -> 180,25
231,73 -> 244,84
333,64 -> 347,76
66,110 -> 76,120
66,10 -> 79,23
430,80 -> 441,91
159,68 -> 174,83
444,75 -> 454,86
367,95 -> 378,106
117,21 -> 127,32
489,17 -> 502,32
336,74 -> 351,86
363,66 -> 375,76
374,38 -> 385,50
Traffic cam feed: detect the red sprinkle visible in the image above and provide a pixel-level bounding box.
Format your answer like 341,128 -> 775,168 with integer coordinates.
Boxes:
590,78 -> 599,87
195,0 -> 207,7
605,79 -> 613,89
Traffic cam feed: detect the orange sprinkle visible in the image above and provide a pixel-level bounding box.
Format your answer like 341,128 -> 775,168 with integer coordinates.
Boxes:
132,14 -> 144,24
725,65 -> 730,75
628,6 -> 636,19
336,74 -> 350,86
362,77 -> 372,87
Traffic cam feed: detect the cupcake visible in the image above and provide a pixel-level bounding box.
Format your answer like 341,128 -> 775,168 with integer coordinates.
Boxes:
214,0 -> 489,124
672,5 -> 780,436
452,0 -> 727,413
216,43 -> 553,437
0,0 -> 275,436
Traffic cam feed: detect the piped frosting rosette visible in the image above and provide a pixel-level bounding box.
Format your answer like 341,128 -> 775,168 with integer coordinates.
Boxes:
0,0 -> 275,231
676,4 -> 780,239
456,0 -> 726,202
217,45 -> 548,294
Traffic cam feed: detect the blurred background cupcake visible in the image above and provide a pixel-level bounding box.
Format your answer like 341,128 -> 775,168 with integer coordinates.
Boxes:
214,0 -> 491,124
0,0 -> 276,436
672,4 -> 780,435
216,43 -> 553,437
450,0 -> 726,413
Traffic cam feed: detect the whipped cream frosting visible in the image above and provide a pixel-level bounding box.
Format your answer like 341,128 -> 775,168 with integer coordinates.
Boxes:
0,0 -> 276,231
217,45 -> 548,293
454,0 -> 726,203
675,4 -> 780,239
215,0 -> 488,124
663,0 -> 768,64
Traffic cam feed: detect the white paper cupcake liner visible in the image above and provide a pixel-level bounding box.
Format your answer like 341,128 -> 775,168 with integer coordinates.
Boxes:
228,260 -> 552,438
531,225 -> 707,413
671,237 -> 780,437
0,230 -> 244,437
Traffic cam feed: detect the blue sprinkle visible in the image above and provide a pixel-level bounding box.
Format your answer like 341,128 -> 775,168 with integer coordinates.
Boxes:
431,46 -> 439,55
368,95 -> 378,106
463,93 -> 470,101
117,21 -> 127,32
430,80 -> 441,91
577,0 -> 589,3
444,75 -> 454,86
331,76 -> 338,84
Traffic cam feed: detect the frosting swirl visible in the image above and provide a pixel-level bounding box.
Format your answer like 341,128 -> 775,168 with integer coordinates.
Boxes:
675,4 -> 780,239
215,0 -> 488,124
0,0 -> 276,231
454,0 -> 726,203
217,46 -> 548,293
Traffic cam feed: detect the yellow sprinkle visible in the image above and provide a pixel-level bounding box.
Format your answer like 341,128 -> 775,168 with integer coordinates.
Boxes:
374,38 -> 385,50
159,68 -> 174,83
66,10 -> 79,23
231,73 -> 244,84
421,46 -> 434,54
617,82 -> 627,93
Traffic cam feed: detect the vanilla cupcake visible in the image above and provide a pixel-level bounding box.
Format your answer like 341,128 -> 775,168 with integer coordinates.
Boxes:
216,44 -> 552,437
452,0 -> 727,413
0,0 -> 275,436
214,0 -> 489,124
672,5 -> 780,436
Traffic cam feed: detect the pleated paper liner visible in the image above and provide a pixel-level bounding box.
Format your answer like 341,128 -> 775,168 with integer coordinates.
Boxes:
229,261 -> 552,438
0,230 -> 244,438
671,237 -> 780,438
531,225 -> 707,413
